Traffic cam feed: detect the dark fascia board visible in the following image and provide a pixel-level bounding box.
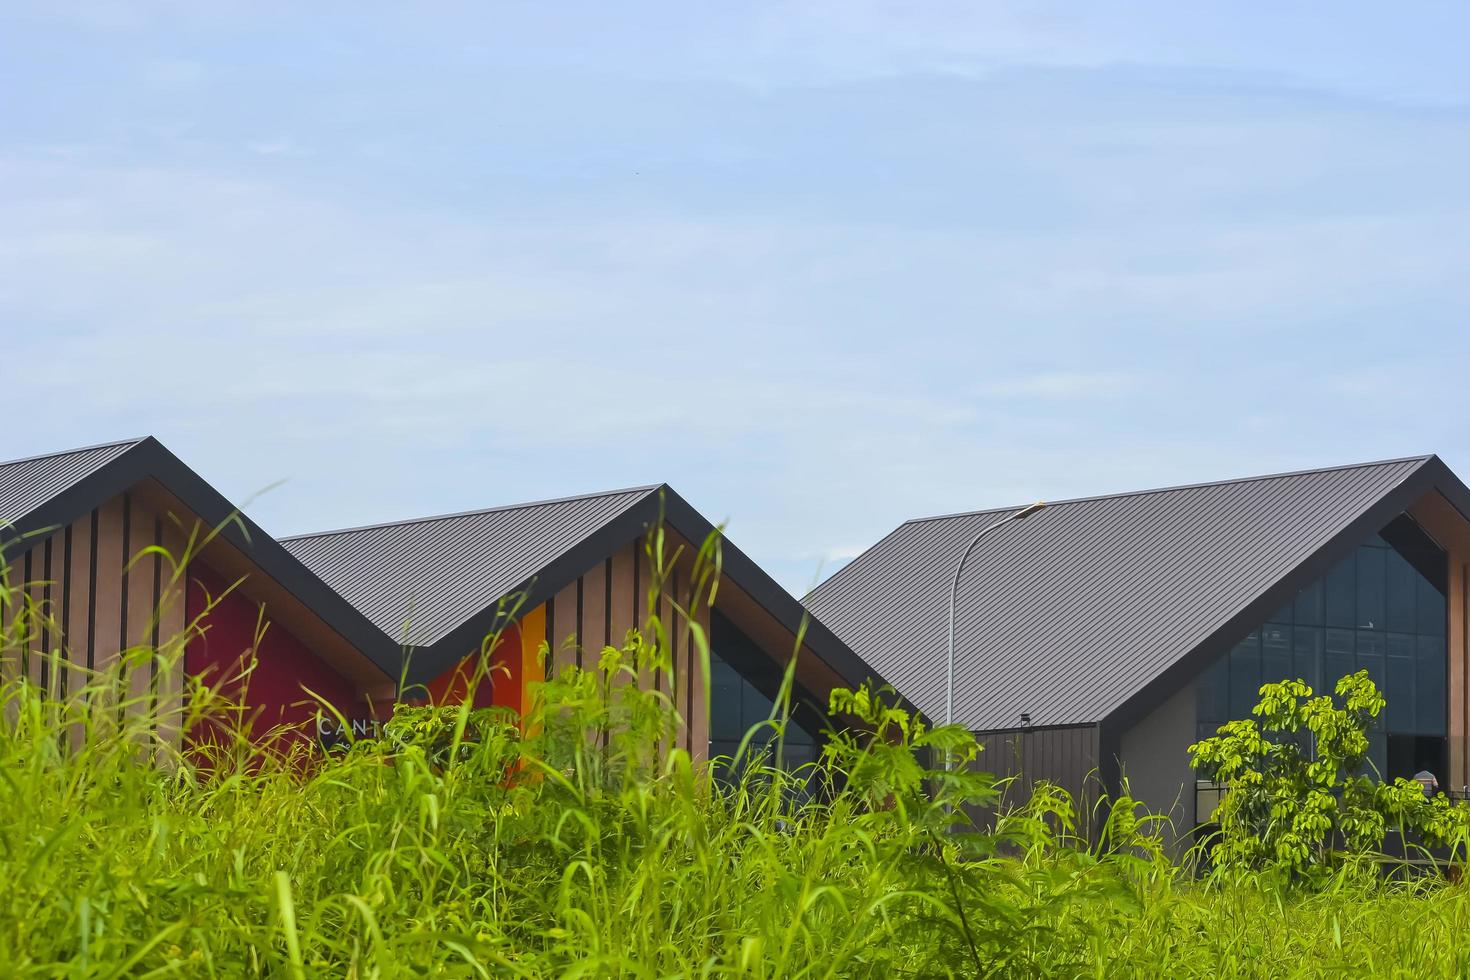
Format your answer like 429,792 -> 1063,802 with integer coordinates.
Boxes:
1100,455 -> 1453,743
406,486 -> 665,686
0,437 -> 400,682
408,485 -> 921,723
1419,455 -> 1470,528
974,720 -> 1099,737
655,489 -> 923,720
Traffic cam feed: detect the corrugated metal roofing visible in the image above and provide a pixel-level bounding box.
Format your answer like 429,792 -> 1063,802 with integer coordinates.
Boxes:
805,456 -> 1434,731
0,438 -> 143,526
282,486 -> 661,647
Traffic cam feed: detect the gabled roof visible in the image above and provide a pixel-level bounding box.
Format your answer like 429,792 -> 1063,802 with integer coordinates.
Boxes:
281,486 -> 660,647
286,484 -> 892,697
0,439 -> 144,526
0,437 -> 401,680
807,455 -> 1470,733
1,438 -> 896,705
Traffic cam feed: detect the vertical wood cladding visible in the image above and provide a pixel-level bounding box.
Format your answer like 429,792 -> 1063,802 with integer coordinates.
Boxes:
1462,565 -> 1469,790
545,533 -> 713,758
974,724 -> 1101,825
1450,557 -> 1467,788
1,492 -> 188,738
1409,491 -> 1470,790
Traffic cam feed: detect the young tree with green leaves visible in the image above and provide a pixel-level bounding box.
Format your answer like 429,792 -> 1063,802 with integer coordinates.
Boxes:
1191,670 -> 1470,877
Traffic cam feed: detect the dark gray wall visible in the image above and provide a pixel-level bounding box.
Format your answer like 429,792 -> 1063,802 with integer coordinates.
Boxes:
974,724 -> 1100,825
1117,677 -> 1197,850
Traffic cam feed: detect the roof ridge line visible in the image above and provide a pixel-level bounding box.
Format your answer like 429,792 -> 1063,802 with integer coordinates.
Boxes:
901,454 -> 1436,527
0,436 -> 148,470
282,483 -> 665,542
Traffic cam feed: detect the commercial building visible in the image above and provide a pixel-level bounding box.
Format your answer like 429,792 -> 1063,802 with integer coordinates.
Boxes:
13,436 -> 1465,840
0,437 -> 882,758
808,456 -> 1470,836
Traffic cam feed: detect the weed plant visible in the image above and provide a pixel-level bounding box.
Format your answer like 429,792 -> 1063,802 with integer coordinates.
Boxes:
0,529 -> 1468,977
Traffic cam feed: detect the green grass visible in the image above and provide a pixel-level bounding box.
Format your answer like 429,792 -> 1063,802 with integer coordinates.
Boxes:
2,545 -> 1470,977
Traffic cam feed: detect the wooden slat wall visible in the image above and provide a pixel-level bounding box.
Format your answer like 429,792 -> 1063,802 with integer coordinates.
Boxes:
580,558 -> 608,663
973,724 -> 1101,831
26,543 -> 46,687
538,534 -> 717,758
549,579 -> 579,676
682,571 -> 712,760
609,548 -> 635,655
2,550 -> 24,699
1450,558 -> 1467,789
0,491 -> 190,743
125,496 -> 156,711
64,517 -> 93,704
91,497 -> 126,683
154,518 -> 189,747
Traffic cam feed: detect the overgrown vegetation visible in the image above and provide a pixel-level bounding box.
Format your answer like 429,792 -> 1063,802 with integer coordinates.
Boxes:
2,529 -> 1470,976
1191,671 -> 1470,878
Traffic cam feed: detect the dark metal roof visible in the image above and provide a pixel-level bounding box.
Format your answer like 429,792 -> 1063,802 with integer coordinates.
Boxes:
282,484 -> 901,707
281,487 -> 661,647
0,437 -> 401,680
807,456 -> 1442,731
0,439 -> 144,526
0,438 -> 898,705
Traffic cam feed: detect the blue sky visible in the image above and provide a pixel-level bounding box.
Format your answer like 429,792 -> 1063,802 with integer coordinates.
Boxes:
3,2 -> 1470,592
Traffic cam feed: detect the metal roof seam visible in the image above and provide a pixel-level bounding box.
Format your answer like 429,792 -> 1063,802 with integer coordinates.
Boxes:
281,485 -> 660,543
810,457 -> 1435,730
898,455 -> 1434,528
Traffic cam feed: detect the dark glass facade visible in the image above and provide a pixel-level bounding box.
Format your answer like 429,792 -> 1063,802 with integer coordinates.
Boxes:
709,651 -> 820,767
1196,515 -> 1448,782
707,610 -> 821,770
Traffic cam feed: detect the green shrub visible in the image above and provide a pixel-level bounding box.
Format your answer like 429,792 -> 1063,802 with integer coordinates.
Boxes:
1190,670 -> 1470,878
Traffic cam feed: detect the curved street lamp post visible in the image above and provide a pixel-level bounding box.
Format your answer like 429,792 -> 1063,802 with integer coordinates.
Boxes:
945,501 -> 1046,768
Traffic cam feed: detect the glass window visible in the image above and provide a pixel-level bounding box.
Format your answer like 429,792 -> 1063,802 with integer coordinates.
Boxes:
1418,633 -> 1446,735
1197,514 -> 1449,785
1385,550 -> 1416,634
1261,624 -> 1292,688
1387,734 -> 1416,783
709,739 -> 741,761
1385,633 -> 1415,733
1357,546 -> 1385,631
1228,632 -> 1262,720
780,742 -> 818,769
1356,630 -> 1386,692
1324,628 -> 1355,694
1366,732 -> 1388,779
1418,577 -> 1446,637
1197,653 -> 1230,726
1294,580 -> 1324,627
1325,557 -> 1356,628
743,683 -> 774,736
1293,626 -> 1323,694
710,657 -> 744,742
708,643 -> 820,769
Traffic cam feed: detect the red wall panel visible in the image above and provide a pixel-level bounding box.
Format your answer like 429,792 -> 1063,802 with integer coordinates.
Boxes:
186,565 -> 540,748
186,564 -> 365,744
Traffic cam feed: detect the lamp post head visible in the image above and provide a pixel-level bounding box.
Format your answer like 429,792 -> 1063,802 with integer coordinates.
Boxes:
1020,712 -> 1032,728
1013,501 -> 1046,521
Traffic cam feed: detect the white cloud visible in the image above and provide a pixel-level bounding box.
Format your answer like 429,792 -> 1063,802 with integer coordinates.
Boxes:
978,372 -> 1139,400
246,139 -> 309,157
141,58 -> 205,90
